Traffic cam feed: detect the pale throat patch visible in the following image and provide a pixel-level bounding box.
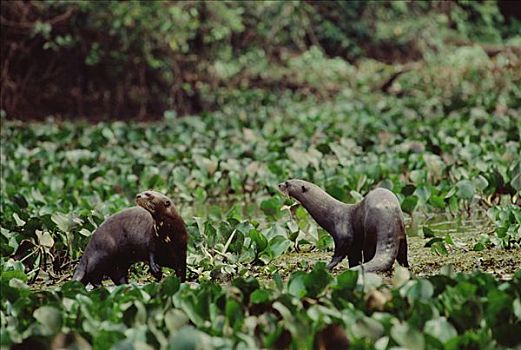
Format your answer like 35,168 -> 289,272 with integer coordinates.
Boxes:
154,221 -> 172,243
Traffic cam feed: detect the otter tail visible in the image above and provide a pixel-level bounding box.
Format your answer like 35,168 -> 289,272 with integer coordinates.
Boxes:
358,209 -> 400,273
72,256 -> 87,283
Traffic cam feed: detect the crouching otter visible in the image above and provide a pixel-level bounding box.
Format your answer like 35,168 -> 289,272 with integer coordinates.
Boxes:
279,179 -> 408,272
72,190 -> 188,286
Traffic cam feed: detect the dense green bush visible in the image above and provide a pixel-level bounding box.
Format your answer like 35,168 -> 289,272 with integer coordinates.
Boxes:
1,0 -> 519,119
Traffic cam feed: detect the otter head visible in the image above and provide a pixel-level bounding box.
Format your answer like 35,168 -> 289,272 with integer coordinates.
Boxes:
135,190 -> 175,219
278,179 -> 314,202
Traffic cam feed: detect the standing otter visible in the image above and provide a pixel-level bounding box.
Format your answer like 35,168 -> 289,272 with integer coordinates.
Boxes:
135,190 -> 187,281
72,190 -> 187,286
279,179 -> 408,272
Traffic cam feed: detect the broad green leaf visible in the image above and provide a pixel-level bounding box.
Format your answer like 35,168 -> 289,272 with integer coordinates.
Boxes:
168,326 -> 213,350
474,175 -> 488,192
401,195 -> 418,214
225,298 -> 244,330
422,226 -> 435,238
400,279 -> 434,301
431,241 -> 449,256
352,316 -> 384,341
473,242 -> 486,251
33,306 -> 62,335
393,265 -> 411,287
267,235 -> 291,258
36,230 -> 54,248
456,180 -> 475,200
164,309 -> 189,333
350,190 -> 364,202
250,288 -> 272,304
424,237 -> 443,247
161,275 -> 180,296
391,322 -> 425,350
513,298 -> 521,320
303,263 -> 332,298
410,170 -> 425,184
511,171 -> 521,192
424,317 -> 457,343
288,271 -> 307,298
260,197 -> 283,217
51,212 -> 78,233
429,195 -> 445,209
12,213 -> 26,227
249,229 -> 268,252
273,272 -> 284,292
80,228 -> 93,236
335,270 -> 359,290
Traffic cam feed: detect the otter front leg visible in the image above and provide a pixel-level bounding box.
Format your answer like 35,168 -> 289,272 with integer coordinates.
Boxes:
347,249 -> 363,268
110,265 -> 130,285
327,255 -> 346,271
327,236 -> 350,271
327,230 -> 353,271
149,251 -> 162,281
174,250 -> 187,282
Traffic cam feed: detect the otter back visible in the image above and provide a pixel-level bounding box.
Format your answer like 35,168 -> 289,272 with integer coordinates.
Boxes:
72,206 -> 180,286
279,179 -> 409,273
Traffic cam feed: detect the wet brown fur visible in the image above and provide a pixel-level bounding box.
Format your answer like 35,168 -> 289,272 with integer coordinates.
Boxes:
279,179 -> 408,272
72,190 -> 187,286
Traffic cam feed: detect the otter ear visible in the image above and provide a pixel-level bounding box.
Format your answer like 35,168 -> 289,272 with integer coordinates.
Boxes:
164,200 -> 171,207
301,185 -> 308,193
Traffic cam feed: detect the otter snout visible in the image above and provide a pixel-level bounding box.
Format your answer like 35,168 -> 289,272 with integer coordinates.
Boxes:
136,191 -> 153,199
135,191 -> 156,212
278,181 -> 290,195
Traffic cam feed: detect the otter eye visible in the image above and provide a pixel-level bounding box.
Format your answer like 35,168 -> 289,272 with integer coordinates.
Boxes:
164,200 -> 171,207
145,192 -> 151,197
301,185 -> 308,193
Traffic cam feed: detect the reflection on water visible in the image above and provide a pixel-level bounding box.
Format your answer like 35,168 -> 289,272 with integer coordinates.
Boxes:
405,210 -> 493,238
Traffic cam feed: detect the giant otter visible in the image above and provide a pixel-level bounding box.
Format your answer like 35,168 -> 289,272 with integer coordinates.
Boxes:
72,190 -> 187,286
279,179 -> 408,272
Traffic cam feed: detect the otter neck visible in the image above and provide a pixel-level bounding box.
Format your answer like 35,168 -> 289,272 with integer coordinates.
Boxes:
294,188 -> 349,235
154,210 -> 188,244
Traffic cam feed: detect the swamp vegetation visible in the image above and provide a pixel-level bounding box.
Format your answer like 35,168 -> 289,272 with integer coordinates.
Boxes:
1,1 -> 520,349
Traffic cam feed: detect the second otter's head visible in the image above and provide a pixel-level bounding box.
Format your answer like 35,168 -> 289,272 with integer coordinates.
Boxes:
278,179 -> 317,203
135,190 -> 176,219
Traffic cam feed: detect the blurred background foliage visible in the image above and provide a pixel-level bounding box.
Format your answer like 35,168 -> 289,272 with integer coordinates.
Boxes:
1,0 -> 520,120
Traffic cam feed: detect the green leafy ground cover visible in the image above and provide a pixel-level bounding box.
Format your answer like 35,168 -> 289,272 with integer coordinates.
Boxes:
2,264 -> 521,349
1,50 -> 521,348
